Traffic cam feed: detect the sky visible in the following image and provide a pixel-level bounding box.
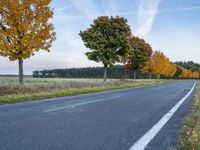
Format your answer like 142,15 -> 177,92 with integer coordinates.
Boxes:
1,0 -> 200,74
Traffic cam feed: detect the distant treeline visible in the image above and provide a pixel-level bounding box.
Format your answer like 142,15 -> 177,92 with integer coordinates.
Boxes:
175,61 -> 200,72
33,65 -> 150,79
33,61 -> 200,79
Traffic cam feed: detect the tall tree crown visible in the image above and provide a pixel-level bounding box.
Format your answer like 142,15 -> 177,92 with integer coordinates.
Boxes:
0,0 -> 56,61
123,36 -> 153,70
80,16 -> 131,67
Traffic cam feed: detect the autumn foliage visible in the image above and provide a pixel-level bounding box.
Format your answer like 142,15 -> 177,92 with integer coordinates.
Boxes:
178,66 -> 199,79
0,0 -> 56,84
0,8 -> 199,82
80,15 -> 199,80
141,51 -> 199,79
149,51 -> 176,78
122,36 -> 152,79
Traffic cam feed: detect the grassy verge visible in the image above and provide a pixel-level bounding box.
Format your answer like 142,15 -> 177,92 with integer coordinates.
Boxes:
177,81 -> 200,150
0,80 -> 161,105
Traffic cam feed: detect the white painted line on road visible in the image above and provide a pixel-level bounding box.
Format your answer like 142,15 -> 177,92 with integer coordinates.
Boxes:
43,95 -> 122,113
129,82 -> 196,150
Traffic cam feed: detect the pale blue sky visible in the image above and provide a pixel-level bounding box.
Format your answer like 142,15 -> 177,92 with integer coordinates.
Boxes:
1,0 -> 200,74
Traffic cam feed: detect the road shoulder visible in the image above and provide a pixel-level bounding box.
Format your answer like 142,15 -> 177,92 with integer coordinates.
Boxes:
177,81 -> 200,150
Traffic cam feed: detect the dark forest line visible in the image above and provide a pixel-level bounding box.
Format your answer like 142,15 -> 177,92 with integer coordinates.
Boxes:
32,61 -> 200,79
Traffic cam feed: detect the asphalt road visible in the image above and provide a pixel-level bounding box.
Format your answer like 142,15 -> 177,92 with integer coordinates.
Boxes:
0,81 -> 196,150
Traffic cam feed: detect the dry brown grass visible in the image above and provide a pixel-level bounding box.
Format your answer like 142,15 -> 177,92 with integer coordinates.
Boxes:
0,80 -> 128,96
0,77 -> 164,96
0,77 -> 163,105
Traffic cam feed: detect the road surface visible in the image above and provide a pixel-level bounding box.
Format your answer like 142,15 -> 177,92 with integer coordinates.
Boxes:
0,81 -> 196,150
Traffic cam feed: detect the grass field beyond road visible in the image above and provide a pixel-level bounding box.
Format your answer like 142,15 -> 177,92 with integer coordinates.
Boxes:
0,77 -> 163,105
177,81 -> 200,150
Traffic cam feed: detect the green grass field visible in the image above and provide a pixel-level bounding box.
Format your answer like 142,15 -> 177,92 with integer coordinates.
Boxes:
0,76 -> 163,105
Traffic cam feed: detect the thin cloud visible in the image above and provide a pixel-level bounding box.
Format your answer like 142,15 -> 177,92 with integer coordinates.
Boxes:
135,0 -> 161,37
159,6 -> 200,13
100,6 -> 200,18
55,4 -> 75,12
175,6 -> 200,11
54,14 -> 87,22
69,0 -> 97,19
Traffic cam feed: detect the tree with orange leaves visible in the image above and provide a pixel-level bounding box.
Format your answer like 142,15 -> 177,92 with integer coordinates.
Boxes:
197,69 -> 200,78
178,67 -> 199,79
122,36 -> 152,79
150,51 -> 166,78
165,62 -> 177,78
192,71 -> 199,79
0,0 -> 56,84
179,67 -> 188,78
140,58 -> 153,79
142,51 -> 176,79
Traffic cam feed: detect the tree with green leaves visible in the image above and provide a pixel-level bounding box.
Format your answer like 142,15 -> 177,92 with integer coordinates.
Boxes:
0,0 -> 56,84
173,65 -> 183,78
122,36 -> 153,79
79,16 -> 131,81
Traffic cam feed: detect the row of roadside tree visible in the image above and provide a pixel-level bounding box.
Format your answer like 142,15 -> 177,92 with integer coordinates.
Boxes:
33,62 -> 200,79
1,0 -> 199,84
79,16 -> 199,81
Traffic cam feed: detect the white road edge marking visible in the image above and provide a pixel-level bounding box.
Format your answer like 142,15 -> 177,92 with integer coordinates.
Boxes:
129,82 -> 196,150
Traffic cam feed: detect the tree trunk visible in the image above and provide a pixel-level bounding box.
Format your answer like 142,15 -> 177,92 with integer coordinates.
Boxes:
18,58 -> 24,85
124,68 -> 127,79
133,70 -> 137,79
157,74 -> 160,79
149,73 -> 152,79
103,66 -> 107,82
